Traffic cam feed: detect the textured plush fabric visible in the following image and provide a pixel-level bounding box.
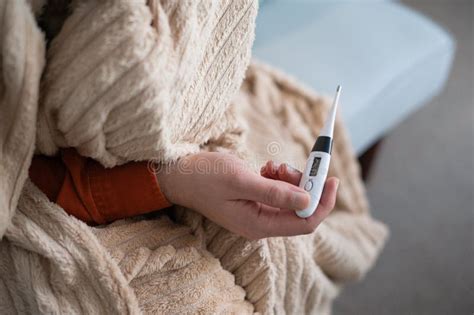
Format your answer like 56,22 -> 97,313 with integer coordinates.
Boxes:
0,0 -> 387,314
37,0 -> 256,167
174,63 -> 388,314
0,0 -> 45,238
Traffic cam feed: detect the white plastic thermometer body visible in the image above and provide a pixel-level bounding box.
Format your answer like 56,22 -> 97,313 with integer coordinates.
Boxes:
296,86 -> 341,218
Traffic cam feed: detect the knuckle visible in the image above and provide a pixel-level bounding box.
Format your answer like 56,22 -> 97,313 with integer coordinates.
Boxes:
256,221 -> 272,239
322,199 -> 336,214
230,171 -> 245,188
265,185 -> 281,205
258,214 -> 277,238
245,230 -> 263,241
251,225 -> 267,241
260,224 -> 272,239
282,190 -> 295,207
244,219 -> 267,240
242,232 -> 254,240
304,221 -> 318,234
249,234 -> 262,241
230,170 -> 249,191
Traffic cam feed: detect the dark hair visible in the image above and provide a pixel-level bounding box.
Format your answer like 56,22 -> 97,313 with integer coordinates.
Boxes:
37,0 -> 72,44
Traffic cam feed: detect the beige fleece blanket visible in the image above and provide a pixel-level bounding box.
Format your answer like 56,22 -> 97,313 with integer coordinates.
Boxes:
0,0 -> 387,314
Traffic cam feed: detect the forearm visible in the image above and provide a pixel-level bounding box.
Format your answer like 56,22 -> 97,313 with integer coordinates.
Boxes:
29,149 -> 171,224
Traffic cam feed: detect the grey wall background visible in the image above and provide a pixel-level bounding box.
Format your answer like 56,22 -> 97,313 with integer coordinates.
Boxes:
334,1 -> 473,314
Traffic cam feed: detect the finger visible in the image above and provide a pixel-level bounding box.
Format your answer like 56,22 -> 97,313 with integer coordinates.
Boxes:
262,177 -> 339,237
250,204 -> 320,237
305,177 -> 339,227
261,161 -> 302,186
276,163 -> 302,186
238,171 -> 310,210
260,160 -> 280,179
236,177 -> 339,239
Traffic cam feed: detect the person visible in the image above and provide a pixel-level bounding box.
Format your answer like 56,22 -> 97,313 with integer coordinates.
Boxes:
29,149 -> 339,239
0,0 -> 387,313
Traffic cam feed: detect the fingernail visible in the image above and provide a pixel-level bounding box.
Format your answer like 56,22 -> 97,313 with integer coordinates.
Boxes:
266,160 -> 275,173
260,166 -> 266,173
278,163 -> 286,173
292,190 -> 310,209
286,164 -> 299,173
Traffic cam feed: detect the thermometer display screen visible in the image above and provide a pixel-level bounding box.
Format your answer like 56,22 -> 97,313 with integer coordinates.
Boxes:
310,157 -> 321,176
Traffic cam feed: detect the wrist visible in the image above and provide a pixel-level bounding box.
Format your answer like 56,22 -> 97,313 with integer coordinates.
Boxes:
154,157 -> 193,207
155,165 -> 177,205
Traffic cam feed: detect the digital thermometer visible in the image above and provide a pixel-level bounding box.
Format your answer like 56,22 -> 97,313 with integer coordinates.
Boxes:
296,85 -> 341,218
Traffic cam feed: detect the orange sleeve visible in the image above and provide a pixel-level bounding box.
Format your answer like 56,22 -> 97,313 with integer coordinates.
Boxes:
29,155 -> 66,201
29,149 -> 172,225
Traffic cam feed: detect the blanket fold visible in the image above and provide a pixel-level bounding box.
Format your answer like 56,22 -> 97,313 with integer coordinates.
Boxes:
0,0 -> 45,238
36,0 -> 256,167
174,63 -> 388,314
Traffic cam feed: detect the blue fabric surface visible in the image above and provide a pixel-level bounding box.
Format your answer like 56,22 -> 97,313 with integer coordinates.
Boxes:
253,1 -> 455,154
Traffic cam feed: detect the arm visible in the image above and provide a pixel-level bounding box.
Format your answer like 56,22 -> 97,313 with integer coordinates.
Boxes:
30,150 -> 339,239
29,149 -> 171,224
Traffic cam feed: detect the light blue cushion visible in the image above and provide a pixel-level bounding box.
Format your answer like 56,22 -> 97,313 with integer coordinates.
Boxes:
253,1 -> 455,154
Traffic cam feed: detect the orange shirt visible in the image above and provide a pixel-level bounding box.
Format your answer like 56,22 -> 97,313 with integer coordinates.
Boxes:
29,149 -> 171,225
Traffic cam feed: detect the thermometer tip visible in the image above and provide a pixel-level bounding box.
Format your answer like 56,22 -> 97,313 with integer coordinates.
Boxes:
336,85 -> 342,93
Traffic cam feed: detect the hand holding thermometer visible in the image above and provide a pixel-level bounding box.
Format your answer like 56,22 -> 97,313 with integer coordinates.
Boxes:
296,85 -> 341,218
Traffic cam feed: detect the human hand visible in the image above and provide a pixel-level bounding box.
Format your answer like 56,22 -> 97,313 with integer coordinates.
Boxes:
156,152 -> 339,240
